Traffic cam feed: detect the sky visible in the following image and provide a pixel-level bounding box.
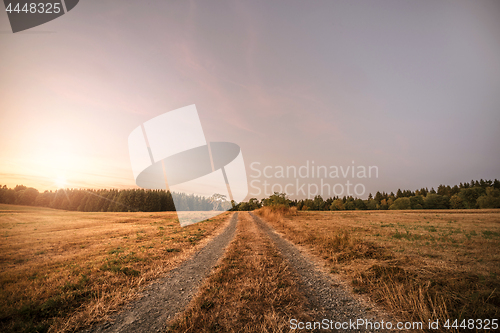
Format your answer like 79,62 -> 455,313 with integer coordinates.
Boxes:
0,0 -> 499,200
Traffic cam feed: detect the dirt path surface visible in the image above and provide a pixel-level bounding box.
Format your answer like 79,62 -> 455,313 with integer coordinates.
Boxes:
164,212 -> 316,332
82,213 -> 238,333
250,212 -> 389,332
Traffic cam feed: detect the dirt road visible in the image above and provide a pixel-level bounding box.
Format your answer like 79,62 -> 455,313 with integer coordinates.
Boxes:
83,211 -> 388,332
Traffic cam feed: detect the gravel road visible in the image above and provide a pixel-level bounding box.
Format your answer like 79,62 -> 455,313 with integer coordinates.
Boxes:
82,212 -> 238,333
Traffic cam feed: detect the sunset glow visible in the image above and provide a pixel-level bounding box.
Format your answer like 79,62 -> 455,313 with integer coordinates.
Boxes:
55,176 -> 66,189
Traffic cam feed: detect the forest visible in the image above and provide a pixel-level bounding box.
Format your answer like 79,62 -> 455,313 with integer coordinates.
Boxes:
0,186 -> 219,212
0,179 -> 499,212
236,179 -> 500,211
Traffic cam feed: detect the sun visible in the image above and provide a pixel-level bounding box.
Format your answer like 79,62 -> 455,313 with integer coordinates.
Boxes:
55,176 -> 67,189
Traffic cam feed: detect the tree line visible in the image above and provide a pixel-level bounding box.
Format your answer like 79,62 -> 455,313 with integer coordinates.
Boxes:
235,179 -> 500,211
0,185 -> 229,212
1,178 -> 499,212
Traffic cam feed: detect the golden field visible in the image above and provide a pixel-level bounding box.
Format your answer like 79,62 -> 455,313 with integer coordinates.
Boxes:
257,207 -> 500,332
0,204 -> 229,333
2,203 -> 499,333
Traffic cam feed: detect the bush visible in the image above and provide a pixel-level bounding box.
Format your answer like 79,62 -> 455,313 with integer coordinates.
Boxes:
330,199 -> 344,211
354,198 -> 367,210
424,194 -> 449,209
459,187 -> 485,209
389,197 -> 411,210
450,194 -> 465,209
477,195 -> 500,209
410,195 -> 424,209
262,192 -> 290,207
345,200 -> 356,210
365,199 -> 377,210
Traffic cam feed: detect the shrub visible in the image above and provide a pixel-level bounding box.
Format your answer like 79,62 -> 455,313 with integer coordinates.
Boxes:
424,194 -> 449,209
389,197 -> 411,210
330,199 -> 344,211
477,195 -> 500,209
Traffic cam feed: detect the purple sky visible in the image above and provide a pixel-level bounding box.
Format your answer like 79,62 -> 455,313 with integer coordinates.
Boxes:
1,0 -> 499,199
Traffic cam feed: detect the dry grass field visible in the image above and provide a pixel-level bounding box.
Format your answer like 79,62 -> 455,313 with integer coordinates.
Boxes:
3,203 -> 499,333
257,207 -> 500,331
166,212 -> 314,333
0,204 -> 230,333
